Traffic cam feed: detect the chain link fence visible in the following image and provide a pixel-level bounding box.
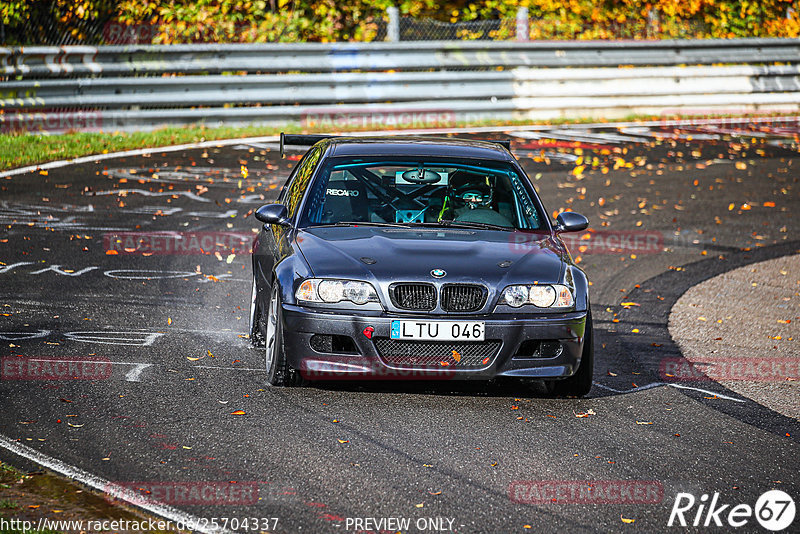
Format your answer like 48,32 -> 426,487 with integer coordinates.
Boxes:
2,6 -> 701,46
1,3 -> 120,46
398,17 -> 517,41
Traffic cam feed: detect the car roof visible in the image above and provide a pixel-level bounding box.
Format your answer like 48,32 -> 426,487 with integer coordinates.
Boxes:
322,136 -> 514,161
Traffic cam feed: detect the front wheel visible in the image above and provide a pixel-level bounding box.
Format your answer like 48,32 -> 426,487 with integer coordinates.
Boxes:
545,311 -> 594,398
263,284 -> 302,387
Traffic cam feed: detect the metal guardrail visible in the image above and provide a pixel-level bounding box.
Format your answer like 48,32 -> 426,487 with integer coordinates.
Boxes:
3,39 -> 799,76
1,39 -> 799,133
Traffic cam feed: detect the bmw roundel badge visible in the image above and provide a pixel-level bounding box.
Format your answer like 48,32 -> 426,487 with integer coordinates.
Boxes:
430,269 -> 446,278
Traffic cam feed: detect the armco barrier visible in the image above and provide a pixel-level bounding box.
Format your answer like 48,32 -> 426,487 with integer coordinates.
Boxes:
1,39 -> 799,133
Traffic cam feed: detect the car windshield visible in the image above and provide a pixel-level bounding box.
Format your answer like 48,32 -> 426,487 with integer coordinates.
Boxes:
298,157 -> 544,230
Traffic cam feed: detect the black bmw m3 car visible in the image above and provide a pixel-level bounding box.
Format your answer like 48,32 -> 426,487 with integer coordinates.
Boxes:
250,134 -> 594,396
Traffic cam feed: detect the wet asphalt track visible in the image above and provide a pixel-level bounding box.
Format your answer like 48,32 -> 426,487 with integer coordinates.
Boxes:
0,121 -> 798,533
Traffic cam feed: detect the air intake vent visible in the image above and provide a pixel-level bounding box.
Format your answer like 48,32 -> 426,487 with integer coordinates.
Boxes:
390,283 -> 436,311
374,338 -> 501,368
441,284 -> 487,312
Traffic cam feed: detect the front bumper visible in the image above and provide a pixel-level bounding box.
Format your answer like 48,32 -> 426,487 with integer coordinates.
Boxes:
281,304 -> 588,381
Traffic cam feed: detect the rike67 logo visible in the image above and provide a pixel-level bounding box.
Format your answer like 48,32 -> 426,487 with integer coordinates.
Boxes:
668,490 -> 796,531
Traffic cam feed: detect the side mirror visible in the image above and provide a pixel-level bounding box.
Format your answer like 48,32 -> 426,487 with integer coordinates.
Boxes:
555,211 -> 589,233
255,204 -> 290,227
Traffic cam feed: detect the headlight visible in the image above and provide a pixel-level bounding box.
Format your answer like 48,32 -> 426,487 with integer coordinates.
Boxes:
529,285 -> 556,307
318,280 -> 344,303
296,279 -> 379,305
500,284 -> 574,309
502,285 -> 528,307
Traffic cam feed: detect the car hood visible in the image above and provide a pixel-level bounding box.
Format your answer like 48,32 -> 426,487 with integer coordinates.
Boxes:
296,226 -> 566,287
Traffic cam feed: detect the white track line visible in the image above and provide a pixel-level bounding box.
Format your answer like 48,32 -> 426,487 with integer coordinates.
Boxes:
3,115 -> 798,179
593,381 -> 745,402
0,434 -> 231,534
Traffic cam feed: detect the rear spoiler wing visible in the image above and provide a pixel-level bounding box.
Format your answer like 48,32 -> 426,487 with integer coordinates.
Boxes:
279,133 -> 511,158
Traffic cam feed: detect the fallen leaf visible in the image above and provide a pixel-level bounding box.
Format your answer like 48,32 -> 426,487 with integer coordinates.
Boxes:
621,515 -> 635,524
230,410 -> 246,415
636,421 -> 653,425
67,423 -> 84,428
337,439 -> 349,444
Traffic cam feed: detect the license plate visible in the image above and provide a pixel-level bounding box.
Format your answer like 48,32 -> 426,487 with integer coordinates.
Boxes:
390,320 -> 485,341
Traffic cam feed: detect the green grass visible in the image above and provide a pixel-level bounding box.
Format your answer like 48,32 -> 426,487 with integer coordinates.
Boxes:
0,124 -> 297,171
1,111 -> 794,171
0,499 -> 18,509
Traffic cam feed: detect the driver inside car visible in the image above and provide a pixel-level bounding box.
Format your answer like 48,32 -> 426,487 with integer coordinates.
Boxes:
445,170 -> 514,227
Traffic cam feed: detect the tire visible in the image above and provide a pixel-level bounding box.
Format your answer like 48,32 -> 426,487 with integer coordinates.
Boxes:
249,277 -> 264,347
263,284 -> 302,387
545,311 -> 594,398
